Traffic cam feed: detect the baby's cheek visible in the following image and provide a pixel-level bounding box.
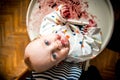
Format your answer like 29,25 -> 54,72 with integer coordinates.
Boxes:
55,48 -> 69,64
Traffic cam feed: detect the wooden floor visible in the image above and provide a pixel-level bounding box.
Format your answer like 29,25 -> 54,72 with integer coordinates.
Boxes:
90,48 -> 120,80
0,0 -> 30,80
0,0 -> 120,80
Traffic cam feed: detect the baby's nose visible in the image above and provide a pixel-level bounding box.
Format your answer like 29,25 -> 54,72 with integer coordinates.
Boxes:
53,34 -> 61,41
56,34 -> 61,40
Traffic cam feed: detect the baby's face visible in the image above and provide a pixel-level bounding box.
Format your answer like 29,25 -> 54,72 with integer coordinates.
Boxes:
25,34 -> 70,72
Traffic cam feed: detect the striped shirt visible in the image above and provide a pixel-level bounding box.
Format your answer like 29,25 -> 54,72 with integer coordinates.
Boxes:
28,62 -> 83,80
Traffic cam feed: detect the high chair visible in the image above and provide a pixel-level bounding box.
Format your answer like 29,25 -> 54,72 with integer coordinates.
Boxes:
25,0 -> 114,79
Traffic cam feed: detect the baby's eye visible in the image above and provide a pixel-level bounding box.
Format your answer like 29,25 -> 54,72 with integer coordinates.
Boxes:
44,40 -> 50,46
52,53 -> 57,60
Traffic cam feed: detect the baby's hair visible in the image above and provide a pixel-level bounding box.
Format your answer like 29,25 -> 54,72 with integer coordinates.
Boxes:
32,34 -> 41,41
24,57 -> 33,71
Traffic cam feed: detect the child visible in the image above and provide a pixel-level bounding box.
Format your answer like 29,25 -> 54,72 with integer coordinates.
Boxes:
24,4 -> 102,73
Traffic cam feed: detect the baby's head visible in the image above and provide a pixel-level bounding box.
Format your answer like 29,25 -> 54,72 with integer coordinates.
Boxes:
24,34 -> 70,72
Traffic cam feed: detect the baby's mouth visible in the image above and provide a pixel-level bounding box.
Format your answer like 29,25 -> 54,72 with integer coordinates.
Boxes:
57,34 -> 69,47
60,37 -> 69,47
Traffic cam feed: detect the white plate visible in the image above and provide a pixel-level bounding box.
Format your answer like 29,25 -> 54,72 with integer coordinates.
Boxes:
26,0 -> 114,57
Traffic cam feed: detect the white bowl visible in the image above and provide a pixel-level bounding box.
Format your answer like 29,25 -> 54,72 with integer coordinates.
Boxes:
26,0 -> 114,58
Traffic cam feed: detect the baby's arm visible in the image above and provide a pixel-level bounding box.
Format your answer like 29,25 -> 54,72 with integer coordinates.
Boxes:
39,9 -> 65,34
81,25 -> 102,58
84,19 -> 102,47
40,4 -> 70,34
40,5 -> 68,26
40,4 -> 72,27
72,19 -> 102,59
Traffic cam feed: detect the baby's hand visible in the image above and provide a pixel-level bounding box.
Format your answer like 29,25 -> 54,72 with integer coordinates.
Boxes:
60,4 -> 70,19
